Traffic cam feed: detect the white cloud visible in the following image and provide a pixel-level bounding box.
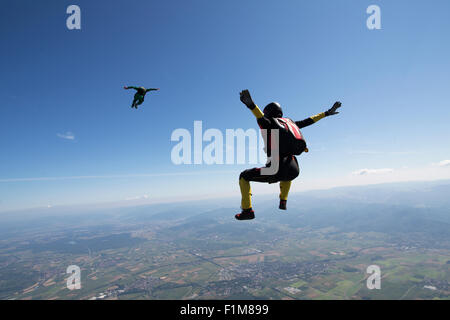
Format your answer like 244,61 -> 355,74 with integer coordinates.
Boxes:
289,165 -> 450,194
125,195 -> 149,201
352,168 -> 394,176
57,132 -> 75,140
436,160 -> 450,167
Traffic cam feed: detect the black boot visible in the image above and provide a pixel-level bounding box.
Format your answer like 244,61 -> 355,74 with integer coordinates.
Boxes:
279,200 -> 287,210
235,208 -> 255,220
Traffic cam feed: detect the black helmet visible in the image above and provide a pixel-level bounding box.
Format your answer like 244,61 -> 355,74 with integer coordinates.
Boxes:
263,102 -> 283,118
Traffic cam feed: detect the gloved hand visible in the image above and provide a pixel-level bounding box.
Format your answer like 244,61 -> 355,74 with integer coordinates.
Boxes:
124,86 -> 129,89
240,90 -> 256,110
326,101 -> 342,116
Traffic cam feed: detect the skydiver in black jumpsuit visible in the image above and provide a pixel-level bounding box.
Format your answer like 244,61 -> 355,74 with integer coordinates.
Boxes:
124,86 -> 159,109
236,89 -> 342,220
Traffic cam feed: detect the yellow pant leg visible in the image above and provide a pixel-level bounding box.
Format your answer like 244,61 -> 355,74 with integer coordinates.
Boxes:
279,181 -> 292,201
239,177 -> 252,210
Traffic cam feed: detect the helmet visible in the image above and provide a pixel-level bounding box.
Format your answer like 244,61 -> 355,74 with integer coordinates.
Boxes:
263,102 -> 283,118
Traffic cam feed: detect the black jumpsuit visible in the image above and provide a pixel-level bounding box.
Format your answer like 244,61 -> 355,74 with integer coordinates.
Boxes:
240,113 -> 326,184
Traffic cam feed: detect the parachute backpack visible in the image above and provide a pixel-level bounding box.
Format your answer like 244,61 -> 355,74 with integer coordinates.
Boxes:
273,117 -> 308,156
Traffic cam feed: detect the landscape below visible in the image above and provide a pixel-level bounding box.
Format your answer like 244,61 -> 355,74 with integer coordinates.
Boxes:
0,180 -> 449,300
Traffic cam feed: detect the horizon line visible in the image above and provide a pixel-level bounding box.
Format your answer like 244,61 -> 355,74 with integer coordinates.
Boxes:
1,177 -> 449,215
0,169 -> 239,183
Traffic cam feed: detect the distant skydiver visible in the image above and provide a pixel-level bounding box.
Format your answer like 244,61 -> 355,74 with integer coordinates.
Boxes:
124,86 -> 160,109
235,89 -> 342,221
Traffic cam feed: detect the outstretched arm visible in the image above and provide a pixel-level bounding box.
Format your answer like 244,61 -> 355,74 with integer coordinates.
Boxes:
124,86 -> 139,91
295,102 -> 342,129
239,90 -> 271,129
145,88 -> 160,92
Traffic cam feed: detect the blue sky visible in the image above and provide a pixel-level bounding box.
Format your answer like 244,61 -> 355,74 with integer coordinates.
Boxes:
1,0 -> 450,212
